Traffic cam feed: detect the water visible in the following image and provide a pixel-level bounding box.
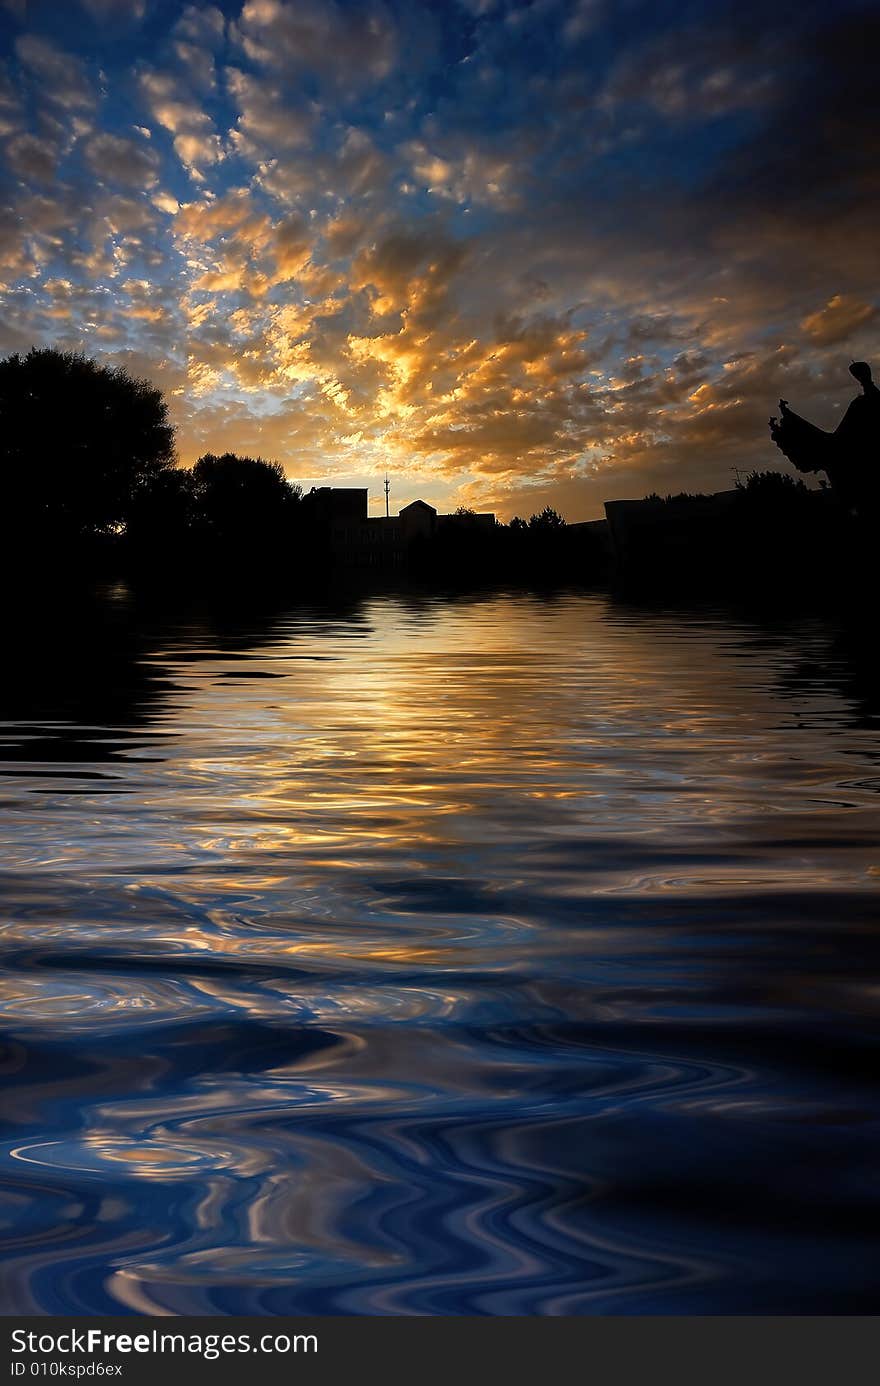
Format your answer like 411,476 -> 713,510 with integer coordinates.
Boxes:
1,586 -> 879,1315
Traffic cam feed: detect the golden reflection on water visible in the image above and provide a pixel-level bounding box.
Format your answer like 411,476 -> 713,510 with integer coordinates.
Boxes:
10,597 -> 876,881
2,593 -> 879,953
0,593 -> 875,1022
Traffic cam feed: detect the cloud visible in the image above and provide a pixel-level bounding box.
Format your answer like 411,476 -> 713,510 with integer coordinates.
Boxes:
137,66 -> 223,176
151,190 -> 180,215
225,67 -> 314,162
172,41 -> 217,94
323,213 -> 368,260
274,212 -> 311,277
250,123 -> 390,207
349,224 -> 468,316
80,0 -> 146,18
3,131 -> 58,180
562,0 -> 605,44
404,140 -> 519,208
596,14 -> 779,123
166,7 -> 226,92
0,205 -> 33,285
234,0 -> 397,88
83,130 -> 160,189
801,294 -> 878,347
14,34 -> 96,109
0,60 -> 22,134
174,4 -> 225,46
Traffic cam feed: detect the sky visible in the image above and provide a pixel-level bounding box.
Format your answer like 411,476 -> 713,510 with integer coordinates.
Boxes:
0,0 -> 877,520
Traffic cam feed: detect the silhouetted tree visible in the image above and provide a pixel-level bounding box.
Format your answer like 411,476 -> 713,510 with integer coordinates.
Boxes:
734,469 -> 808,500
191,452 -> 301,551
528,506 -> 565,530
127,467 -> 196,550
0,348 -> 175,543
732,468 -> 821,543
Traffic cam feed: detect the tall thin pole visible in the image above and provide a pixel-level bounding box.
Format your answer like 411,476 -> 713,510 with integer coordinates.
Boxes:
384,475 -> 390,517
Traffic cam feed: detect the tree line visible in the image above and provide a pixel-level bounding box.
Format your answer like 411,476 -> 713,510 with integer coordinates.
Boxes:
1,349 -> 299,555
4,346 -> 849,597
0,348 -> 586,580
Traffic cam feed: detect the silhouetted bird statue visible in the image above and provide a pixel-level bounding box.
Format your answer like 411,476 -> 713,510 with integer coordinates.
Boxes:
770,361 -> 880,517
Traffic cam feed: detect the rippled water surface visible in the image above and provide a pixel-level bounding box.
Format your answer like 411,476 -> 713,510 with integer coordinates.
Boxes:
2,587 -> 880,1314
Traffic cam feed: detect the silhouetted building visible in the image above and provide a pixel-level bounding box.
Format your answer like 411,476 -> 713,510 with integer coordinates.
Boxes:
300,487 -> 495,567
602,479 -> 850,592
301,487 -> 369,525
605,491 -> 738,574
566,518 -> 611,563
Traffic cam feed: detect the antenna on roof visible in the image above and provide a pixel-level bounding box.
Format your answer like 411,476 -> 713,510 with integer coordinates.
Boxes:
384,474 -> 390,517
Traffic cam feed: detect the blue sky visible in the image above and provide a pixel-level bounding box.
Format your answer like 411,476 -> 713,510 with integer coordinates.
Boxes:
0,0 -> 877,517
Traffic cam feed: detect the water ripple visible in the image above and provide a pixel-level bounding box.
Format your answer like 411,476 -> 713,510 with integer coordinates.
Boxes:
1,589 -> 880,1313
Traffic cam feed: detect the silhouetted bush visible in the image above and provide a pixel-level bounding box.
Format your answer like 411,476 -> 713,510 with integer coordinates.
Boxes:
734,469 -> 810,507
643,491 -> 707,503
409,505 -> 606,584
